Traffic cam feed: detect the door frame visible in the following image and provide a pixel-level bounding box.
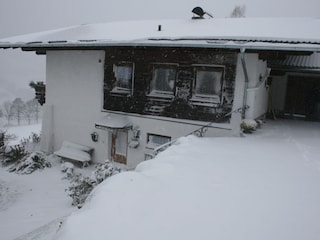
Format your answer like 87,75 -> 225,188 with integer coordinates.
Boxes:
111,129 -> 128,164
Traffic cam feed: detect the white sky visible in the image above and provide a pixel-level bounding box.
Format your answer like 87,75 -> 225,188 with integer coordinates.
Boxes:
0,0 -> 319,103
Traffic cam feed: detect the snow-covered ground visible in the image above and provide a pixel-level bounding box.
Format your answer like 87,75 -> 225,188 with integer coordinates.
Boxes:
0,163 -> 74,240
5,123 -> 42,146
1,120 -> 320,240
55,120 -> 320,240
0,123 -> 74,240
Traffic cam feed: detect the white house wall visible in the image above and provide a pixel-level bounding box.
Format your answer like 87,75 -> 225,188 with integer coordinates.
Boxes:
102,115 -> 234,169
243,54 -> 269,119
42,50 -> 106,162
230,55 -> 246,133
41,50 -> 270,168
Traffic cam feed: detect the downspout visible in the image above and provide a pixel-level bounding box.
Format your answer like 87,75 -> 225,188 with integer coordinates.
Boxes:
240,48 -> 249,118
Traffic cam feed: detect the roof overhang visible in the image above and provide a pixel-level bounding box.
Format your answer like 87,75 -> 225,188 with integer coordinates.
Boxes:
1,39 -> 320,52
95,113 -> 132,131
1,40 -> 319,57
1,18 -> 320,54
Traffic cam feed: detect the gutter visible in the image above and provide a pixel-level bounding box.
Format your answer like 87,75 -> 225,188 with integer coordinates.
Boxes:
1,39 -> 320,52
240,48 -> 249,117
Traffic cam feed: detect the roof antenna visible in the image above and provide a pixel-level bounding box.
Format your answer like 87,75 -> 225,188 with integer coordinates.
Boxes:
192,7 -> 213,19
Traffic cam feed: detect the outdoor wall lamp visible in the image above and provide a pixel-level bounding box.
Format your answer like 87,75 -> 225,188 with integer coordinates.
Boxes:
91,132 -> 99,142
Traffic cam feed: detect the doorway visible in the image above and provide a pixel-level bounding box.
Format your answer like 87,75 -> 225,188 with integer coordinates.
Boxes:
111,130 -> 128,164
285,75 -> 320,120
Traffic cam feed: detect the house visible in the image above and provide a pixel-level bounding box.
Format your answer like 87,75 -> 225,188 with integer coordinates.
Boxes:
1,14 -> 320,168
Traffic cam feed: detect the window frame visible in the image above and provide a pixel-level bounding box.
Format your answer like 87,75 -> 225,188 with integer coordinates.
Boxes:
146,133 -> 171,150
111,62 -> 134,95
191,65 -> 224,106
148,63 -> 178,99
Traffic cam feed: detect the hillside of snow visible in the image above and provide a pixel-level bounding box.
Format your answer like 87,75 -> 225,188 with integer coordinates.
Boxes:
54,120 -> 320,240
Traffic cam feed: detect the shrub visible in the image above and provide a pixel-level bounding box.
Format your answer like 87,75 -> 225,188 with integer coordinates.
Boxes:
1,131 -> 42,168
93,160 -> 122,184
67,160 -> 123,207
241,119 -> 258,133
67,174 -> 96,207
8,151 -> 51,174
2,144 -> 28,166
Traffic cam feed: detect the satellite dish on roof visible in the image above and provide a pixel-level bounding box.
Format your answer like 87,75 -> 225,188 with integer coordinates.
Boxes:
192,7 -> 213,19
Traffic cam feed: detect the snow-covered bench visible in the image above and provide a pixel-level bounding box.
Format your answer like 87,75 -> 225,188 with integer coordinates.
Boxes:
54,141 -> 93,167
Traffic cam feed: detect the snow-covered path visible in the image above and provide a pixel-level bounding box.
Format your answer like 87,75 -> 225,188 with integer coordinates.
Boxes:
0,157 -> 74,240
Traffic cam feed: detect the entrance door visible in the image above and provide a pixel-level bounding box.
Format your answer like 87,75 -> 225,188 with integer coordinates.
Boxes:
285,76 -> 320,119
111,130 -> 128,164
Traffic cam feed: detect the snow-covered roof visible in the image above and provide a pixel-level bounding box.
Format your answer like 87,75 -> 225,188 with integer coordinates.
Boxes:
1,18 -> 320,52
270,52 -> 320,69
95,114 -> 132,130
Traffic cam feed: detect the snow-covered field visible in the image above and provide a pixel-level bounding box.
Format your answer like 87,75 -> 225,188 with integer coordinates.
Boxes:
1,120 -> 320,240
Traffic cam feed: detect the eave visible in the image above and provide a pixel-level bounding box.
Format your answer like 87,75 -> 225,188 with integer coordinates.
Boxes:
1,39 -> 318,56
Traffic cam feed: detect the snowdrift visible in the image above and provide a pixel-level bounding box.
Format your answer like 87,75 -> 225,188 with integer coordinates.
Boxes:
54,121 -> 320,240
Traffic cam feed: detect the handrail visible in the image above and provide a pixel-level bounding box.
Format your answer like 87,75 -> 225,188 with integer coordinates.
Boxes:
150,107 -> 243,158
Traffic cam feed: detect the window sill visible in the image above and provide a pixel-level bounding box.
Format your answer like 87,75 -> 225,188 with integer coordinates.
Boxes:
190,95 -> 220,107
110,87 -> 132,96
146,143 -> 160,150
147,90 -> 174,100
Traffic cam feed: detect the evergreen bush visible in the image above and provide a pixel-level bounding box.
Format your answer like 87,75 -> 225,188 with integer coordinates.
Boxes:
67,160 -> 122,207
2,144 -> 27,166
8,151 -> 51,174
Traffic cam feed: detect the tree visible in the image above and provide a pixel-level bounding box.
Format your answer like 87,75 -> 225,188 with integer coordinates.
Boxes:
11,98 -> 25,125
230,5 -> 246,18
24,99 -> 41,124
2,101 -> 14,125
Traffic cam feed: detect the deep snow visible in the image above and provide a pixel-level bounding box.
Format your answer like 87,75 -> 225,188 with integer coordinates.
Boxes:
1,120 -> 320,240
0,124 -> 74,240
54,120 -> 320,240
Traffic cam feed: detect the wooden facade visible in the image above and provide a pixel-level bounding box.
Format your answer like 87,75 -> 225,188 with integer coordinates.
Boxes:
103,47 -> 238,122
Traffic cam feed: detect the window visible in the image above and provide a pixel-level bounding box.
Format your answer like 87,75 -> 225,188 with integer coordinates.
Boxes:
111,62 -> 134,94
149,64 -> 177,97
146,133 -> 171,149
191,66 -> 224,105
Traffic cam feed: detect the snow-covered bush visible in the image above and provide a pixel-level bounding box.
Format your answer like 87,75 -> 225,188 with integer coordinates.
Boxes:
20,132 -> 41,152
67,174 -> 96,207
2,144 -> 28,166
0,131 -> 18,162
93,160 -> 122,184
8,151 -> 51,174
67,160 -> 123,207
1,131 -> 42,169
241,119 -> 258,133
61,162 -> 74,179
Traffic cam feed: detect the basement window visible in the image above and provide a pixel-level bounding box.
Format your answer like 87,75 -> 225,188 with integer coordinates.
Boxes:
148,64 -> 177,98
146,133 -> 171,149
111,62 -> 134,95
191,66 -> 224,106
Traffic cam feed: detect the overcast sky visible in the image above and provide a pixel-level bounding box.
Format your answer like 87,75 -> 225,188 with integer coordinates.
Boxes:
1,0 -> 320,104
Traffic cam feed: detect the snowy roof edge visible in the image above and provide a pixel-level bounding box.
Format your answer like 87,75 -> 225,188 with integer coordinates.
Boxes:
1,40 -> 320,53
1,18 -> 320,52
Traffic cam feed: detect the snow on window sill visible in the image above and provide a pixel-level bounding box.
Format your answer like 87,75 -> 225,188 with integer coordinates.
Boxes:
146,142 -> 162,150
111,87 -> 131,95
190,94 -> 220,107
147,90 -> 174,99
